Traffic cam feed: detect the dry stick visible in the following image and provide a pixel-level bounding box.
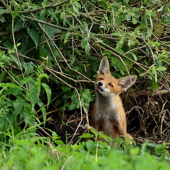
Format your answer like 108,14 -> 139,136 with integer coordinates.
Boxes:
29,14 -> 93,83
35,122 -> 53,139
81,2 -> 94,24
11,17 -> 25,79
0,45 -> 93,83
160,101 -> 167,139
45,37 -> 62,72
46,68 -> 83,144
160,111 -> 166,140
124,45 -> 147,55
24,16 -> 68,31
1,0 -> 8,8
31,13 -> 62,72
61,157 -> 71,170
3,67 -> 27,90
47,142 -> 60,160
3,0 -> 70,15
71,16 -> 75,58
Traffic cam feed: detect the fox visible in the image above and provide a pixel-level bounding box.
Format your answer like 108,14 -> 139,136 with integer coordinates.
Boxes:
91,57 -> 137,144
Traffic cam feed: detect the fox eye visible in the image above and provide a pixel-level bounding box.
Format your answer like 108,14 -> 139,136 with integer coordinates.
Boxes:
100,78 -> 103,80
109,83 -> 113,87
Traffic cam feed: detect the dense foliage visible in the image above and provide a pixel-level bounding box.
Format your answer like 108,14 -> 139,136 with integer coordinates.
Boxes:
0,0 -> 170,169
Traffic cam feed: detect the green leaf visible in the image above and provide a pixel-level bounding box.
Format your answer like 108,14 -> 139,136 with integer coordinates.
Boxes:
69,102 -> 77,110
43,25 -> 61,39
41,83 -> 51,109
132,17 -> 138,24
0,83 -> 19,89
151,79 -> 159,91
116,38 -> 124,50
141,14 -> 147,27
0,9 -> 8,15
73,5 -> 79,16
0,71 -> 6,83
0,117 -> 9,132
64,33 -> 70,44
86,140 -> 95,151
0,17 -> 4,23
131,53 -> 137,61
27,28 -> 39,48
20,77 -> 34,87
37,101 -> 46,125
80,133 -> 94,138
14,20 -> 23,31
147,27 -> 152,37
29,85 -> 39,108
23,62 -> 33,77
156,66 -> 166,72
81,37 -> 87,49
60,10 -> 65,19
126,14 -> 131,20
13,7 -> 18,19
85,42 -> 90,54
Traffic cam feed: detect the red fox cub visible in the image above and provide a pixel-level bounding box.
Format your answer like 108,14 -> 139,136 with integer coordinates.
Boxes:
91,57 -> 137,143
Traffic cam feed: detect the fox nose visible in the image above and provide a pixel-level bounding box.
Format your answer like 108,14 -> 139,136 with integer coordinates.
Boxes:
98,81 -> 103,86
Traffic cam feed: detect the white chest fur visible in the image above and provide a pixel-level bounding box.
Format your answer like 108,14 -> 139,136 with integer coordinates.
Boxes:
94,94 -> 121,124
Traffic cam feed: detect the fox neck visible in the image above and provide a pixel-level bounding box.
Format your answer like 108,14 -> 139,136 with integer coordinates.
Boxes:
96,92 -> 119,110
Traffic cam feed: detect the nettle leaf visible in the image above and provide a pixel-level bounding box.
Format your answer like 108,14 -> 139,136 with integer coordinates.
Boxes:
69,102 -> 77,110
43,25 -> 61,39
27,28 -> 39,47
14,20 -> 23,31
0,117 -> 9,132
23,62 -> 33,77
20,77 -> 34,87
13,98 -> 24,120
41,83 -> 51,109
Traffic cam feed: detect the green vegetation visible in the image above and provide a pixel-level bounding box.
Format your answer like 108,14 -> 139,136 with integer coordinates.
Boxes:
0,0 -> 170,169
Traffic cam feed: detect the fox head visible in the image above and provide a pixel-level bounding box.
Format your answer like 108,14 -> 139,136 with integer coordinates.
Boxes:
95,57 -> 137,97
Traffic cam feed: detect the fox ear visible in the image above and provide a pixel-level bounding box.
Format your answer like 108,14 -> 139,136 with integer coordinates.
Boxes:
118,75 -> 137,91
97,57 -> 110,75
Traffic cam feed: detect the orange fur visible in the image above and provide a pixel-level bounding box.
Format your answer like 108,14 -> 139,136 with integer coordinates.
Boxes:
91,57 -> 137,144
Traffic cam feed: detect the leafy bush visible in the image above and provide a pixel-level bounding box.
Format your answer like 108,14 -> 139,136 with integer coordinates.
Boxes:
0,0 -> 170,168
